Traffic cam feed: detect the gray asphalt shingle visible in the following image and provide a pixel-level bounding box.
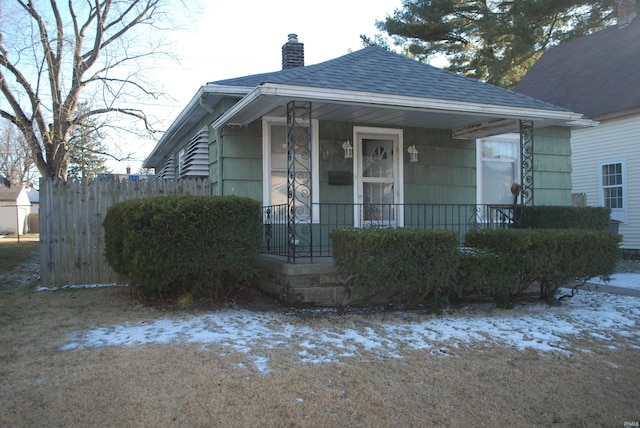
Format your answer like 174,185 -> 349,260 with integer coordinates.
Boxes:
211,46 -> 567,112
515,18 -> 640,118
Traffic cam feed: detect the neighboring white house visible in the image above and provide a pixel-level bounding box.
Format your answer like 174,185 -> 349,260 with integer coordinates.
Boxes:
515,1 -> 640,253
0,185 -> 31,235
26,186 -> 39,214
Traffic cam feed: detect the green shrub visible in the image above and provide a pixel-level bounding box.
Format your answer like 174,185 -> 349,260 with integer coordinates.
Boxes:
455,248 -> 515,302
515,206 -> 611,230
103,195 -> 262,298
465,228 -> 621,300
331,228 -> 459,306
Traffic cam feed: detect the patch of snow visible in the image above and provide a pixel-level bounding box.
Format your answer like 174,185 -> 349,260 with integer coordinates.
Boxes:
60,288 -> 640,375
35,283 -> 126,292
590,273 -> 640,290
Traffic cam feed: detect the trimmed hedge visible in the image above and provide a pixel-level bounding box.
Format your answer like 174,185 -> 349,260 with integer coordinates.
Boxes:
103,195 -> 262,297
331,228 -> 459,306
516,205 -> 610,230
464,228 -> 621,301
455,248 -> 514,302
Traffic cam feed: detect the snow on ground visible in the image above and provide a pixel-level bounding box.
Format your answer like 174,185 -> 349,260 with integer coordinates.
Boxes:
35,283 -> 125,292
589,273 -> 640,291
59,281 -> 640,374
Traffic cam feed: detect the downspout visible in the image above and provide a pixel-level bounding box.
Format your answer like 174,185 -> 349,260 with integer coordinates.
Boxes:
218,127 -> 224,196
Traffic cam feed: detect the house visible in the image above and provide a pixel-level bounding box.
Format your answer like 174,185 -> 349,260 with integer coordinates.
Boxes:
0,184 -> 31,235
514,0 -> 640,254
144,35 -> 589,303
25,185 -> 39,233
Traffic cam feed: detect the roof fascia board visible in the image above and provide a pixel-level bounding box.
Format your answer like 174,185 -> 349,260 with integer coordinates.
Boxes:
592,107 -> 640,121
144,85 -> 252,166
211,83 -> 586,129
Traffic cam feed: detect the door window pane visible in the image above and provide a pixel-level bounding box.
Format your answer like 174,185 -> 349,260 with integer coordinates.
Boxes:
363,183 -> 395,222
362,139 -> 393,178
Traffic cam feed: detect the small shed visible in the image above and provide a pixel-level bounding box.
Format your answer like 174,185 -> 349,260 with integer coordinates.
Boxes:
0,185 -> 31,235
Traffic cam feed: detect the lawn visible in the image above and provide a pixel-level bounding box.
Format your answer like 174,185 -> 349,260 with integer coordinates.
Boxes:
1,238 -> 639,427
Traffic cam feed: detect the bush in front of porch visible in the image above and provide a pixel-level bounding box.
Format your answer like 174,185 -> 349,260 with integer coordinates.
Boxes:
331,228 -> 459,308
332,227 -> 620,308
464,229 -> 621,301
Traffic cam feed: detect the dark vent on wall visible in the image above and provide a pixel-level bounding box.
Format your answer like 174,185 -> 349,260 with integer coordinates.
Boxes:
156,156 -> 175,180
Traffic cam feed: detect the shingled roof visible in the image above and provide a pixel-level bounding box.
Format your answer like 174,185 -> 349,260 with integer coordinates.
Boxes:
212,46 -> 567,113
146,45 -> 588,167
515,18 -> 640,119
0,186 -> 22,202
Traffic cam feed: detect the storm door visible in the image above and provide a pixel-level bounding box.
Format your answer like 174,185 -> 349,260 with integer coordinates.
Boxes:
353,127 -> 403,228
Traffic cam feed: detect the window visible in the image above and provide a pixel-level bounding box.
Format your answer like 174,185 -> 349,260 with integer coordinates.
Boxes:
262,117 -> 319,221
599,160 -> 626,223
477,135 -> 519,205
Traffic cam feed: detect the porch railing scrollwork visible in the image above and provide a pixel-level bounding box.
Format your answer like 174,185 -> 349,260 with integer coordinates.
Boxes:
261,203 -> 516,260
519,120 -> 534,227
286,101 -> 313,262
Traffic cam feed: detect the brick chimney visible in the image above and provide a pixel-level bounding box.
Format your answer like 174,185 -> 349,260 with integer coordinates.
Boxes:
282,34 -> 304,69
616,0 -> 637,26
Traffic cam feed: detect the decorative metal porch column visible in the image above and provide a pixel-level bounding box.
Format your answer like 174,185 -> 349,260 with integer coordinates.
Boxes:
286,101 -> 313,263
519,120 -> 534,227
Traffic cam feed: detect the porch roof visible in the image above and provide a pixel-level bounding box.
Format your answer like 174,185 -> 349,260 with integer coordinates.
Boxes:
209,82 -> 588,137
145,46 -> 592,167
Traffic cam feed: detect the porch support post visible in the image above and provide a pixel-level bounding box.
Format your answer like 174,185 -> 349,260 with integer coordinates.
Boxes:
286,101 -> 313,263
519,119 -> 534,227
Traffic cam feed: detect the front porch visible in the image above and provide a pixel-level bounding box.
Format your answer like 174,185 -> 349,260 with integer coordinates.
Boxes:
261,202 -> 517,260
255,202 -> 518,306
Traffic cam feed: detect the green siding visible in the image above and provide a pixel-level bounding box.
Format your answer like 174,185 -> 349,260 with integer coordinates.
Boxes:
206,118 -> 573,207
318,122 -> 477,205
222,158 -> 263,180
220,180 -> 262,199
209,130 -> 220,195
219,122 -> 263,201
318,123 -> 354,204
532,126 -> 573,206
402,127 -> 476,205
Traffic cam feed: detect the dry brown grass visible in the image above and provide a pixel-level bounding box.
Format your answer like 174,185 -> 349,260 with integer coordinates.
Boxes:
1,243 -> 639,427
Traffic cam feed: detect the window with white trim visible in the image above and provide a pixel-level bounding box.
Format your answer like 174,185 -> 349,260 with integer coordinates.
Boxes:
262,117 -> 319,221
477,135 -> 520,205
599,160 -> 627,223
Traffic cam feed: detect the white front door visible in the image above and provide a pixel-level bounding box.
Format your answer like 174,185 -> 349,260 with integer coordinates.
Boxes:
353,127 -> 404,228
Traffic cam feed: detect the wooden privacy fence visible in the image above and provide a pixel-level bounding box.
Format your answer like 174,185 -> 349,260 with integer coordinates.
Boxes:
39,178 -> 211,287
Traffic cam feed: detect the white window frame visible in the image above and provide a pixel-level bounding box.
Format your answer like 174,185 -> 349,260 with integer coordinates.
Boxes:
353,126 -> 404,228
476,134 -> 521,206
262,116 -> 319,222
598,159 -> 627,224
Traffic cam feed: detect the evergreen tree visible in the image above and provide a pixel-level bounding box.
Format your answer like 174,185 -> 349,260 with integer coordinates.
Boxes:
367,0 -> 620,88
66,106 -> 110,180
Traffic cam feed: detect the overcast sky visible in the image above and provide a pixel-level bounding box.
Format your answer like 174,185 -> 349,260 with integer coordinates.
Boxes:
119,0 -> 404,173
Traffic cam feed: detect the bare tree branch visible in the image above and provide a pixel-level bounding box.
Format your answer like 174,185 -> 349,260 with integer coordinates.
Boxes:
0,0 -> 178,180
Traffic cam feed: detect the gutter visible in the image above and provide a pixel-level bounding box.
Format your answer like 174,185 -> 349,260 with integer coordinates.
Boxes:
211,83 -> 588,129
